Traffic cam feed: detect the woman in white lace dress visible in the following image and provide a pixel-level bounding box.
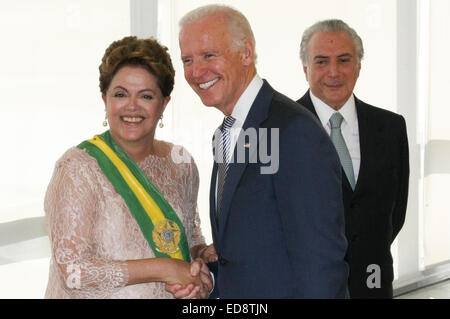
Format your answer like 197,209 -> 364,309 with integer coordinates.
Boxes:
44,36 -> 214,299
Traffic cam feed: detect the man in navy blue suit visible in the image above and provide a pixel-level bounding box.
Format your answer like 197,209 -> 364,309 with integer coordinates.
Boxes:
171,5 -> 348,298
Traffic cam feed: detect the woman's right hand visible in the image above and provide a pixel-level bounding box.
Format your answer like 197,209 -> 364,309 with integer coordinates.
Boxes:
126,257 -> 209,298
126,257 -> 200,295
163,258 -> 202,287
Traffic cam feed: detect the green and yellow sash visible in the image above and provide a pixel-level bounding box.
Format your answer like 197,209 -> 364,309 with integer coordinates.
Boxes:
77,130 -> 190,262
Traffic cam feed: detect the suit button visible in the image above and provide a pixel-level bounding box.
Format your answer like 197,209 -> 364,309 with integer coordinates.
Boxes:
351,235 -> 359,242
218,257 -> 228,266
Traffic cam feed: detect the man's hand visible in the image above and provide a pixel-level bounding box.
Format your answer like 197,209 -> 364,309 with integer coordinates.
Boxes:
165,258 -> 213,299
200,244 -> 218,263
165,283 -> 201,299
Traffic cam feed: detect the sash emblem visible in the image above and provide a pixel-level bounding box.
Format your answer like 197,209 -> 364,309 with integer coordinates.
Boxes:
153,219 -> 181,255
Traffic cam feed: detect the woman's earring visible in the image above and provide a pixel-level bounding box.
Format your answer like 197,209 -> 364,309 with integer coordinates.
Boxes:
159,115 -> 164,128
103,114 -> 108,127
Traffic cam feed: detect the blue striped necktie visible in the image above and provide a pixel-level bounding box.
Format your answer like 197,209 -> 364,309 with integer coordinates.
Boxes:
216,115 -> 236,219
329,112 -> 356,190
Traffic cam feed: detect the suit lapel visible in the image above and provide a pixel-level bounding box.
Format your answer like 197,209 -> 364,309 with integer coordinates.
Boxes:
217,80 -> 274,243
210,159 -> 219,243
353,98 -> 369,195
298,90 -> 318,117
352,97 -> 384,196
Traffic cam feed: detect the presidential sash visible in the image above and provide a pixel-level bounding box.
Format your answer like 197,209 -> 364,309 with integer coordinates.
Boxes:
77,131 -> 191,262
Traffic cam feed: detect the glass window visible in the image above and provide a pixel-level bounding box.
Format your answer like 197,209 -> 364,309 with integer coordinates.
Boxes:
423,0 -> 450,267
0,0 -> 130,298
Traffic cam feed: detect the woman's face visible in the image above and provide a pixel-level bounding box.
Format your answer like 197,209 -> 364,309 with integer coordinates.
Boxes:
103,65 -> 170,149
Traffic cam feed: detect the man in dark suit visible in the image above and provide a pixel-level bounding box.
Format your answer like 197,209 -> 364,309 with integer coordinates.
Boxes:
297,19 -> 409,298
173,5 -> 348,298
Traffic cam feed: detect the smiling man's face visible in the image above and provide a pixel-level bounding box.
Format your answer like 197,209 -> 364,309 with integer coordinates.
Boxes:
179,13 -> 253,115
303,31 -> 361,110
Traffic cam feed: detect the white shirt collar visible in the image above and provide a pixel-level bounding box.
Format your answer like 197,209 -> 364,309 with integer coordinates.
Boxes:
309,91 -> 358,131
230,74 -> 264,127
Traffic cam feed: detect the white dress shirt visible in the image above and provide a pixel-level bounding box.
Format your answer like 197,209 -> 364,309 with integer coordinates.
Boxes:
228,74 -> 264,154
310,91 -> 361,181
215,74 -> 264,207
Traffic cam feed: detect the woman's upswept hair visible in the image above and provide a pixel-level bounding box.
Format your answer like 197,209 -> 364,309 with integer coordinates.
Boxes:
99,36 -> 175,97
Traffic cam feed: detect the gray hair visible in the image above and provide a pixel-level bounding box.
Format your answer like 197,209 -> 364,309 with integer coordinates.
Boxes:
300,19 -> 364,65
179,4 -> 256,55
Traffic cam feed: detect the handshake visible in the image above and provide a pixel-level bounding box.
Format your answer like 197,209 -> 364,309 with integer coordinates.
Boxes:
165,244 -> 218,299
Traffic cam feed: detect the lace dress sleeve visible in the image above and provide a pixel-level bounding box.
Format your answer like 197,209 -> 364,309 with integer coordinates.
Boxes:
45,149 -> 129,298
183,152 -> 206,249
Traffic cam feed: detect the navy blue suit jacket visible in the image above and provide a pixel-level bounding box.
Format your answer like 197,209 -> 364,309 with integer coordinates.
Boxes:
208,81 -> 349,298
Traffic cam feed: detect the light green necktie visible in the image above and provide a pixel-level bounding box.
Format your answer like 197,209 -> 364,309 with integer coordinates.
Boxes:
329,112 -> 356,190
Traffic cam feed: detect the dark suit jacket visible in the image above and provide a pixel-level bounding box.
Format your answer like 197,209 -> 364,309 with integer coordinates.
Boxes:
298,91 -> 409,298
208,81 -> 349,298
